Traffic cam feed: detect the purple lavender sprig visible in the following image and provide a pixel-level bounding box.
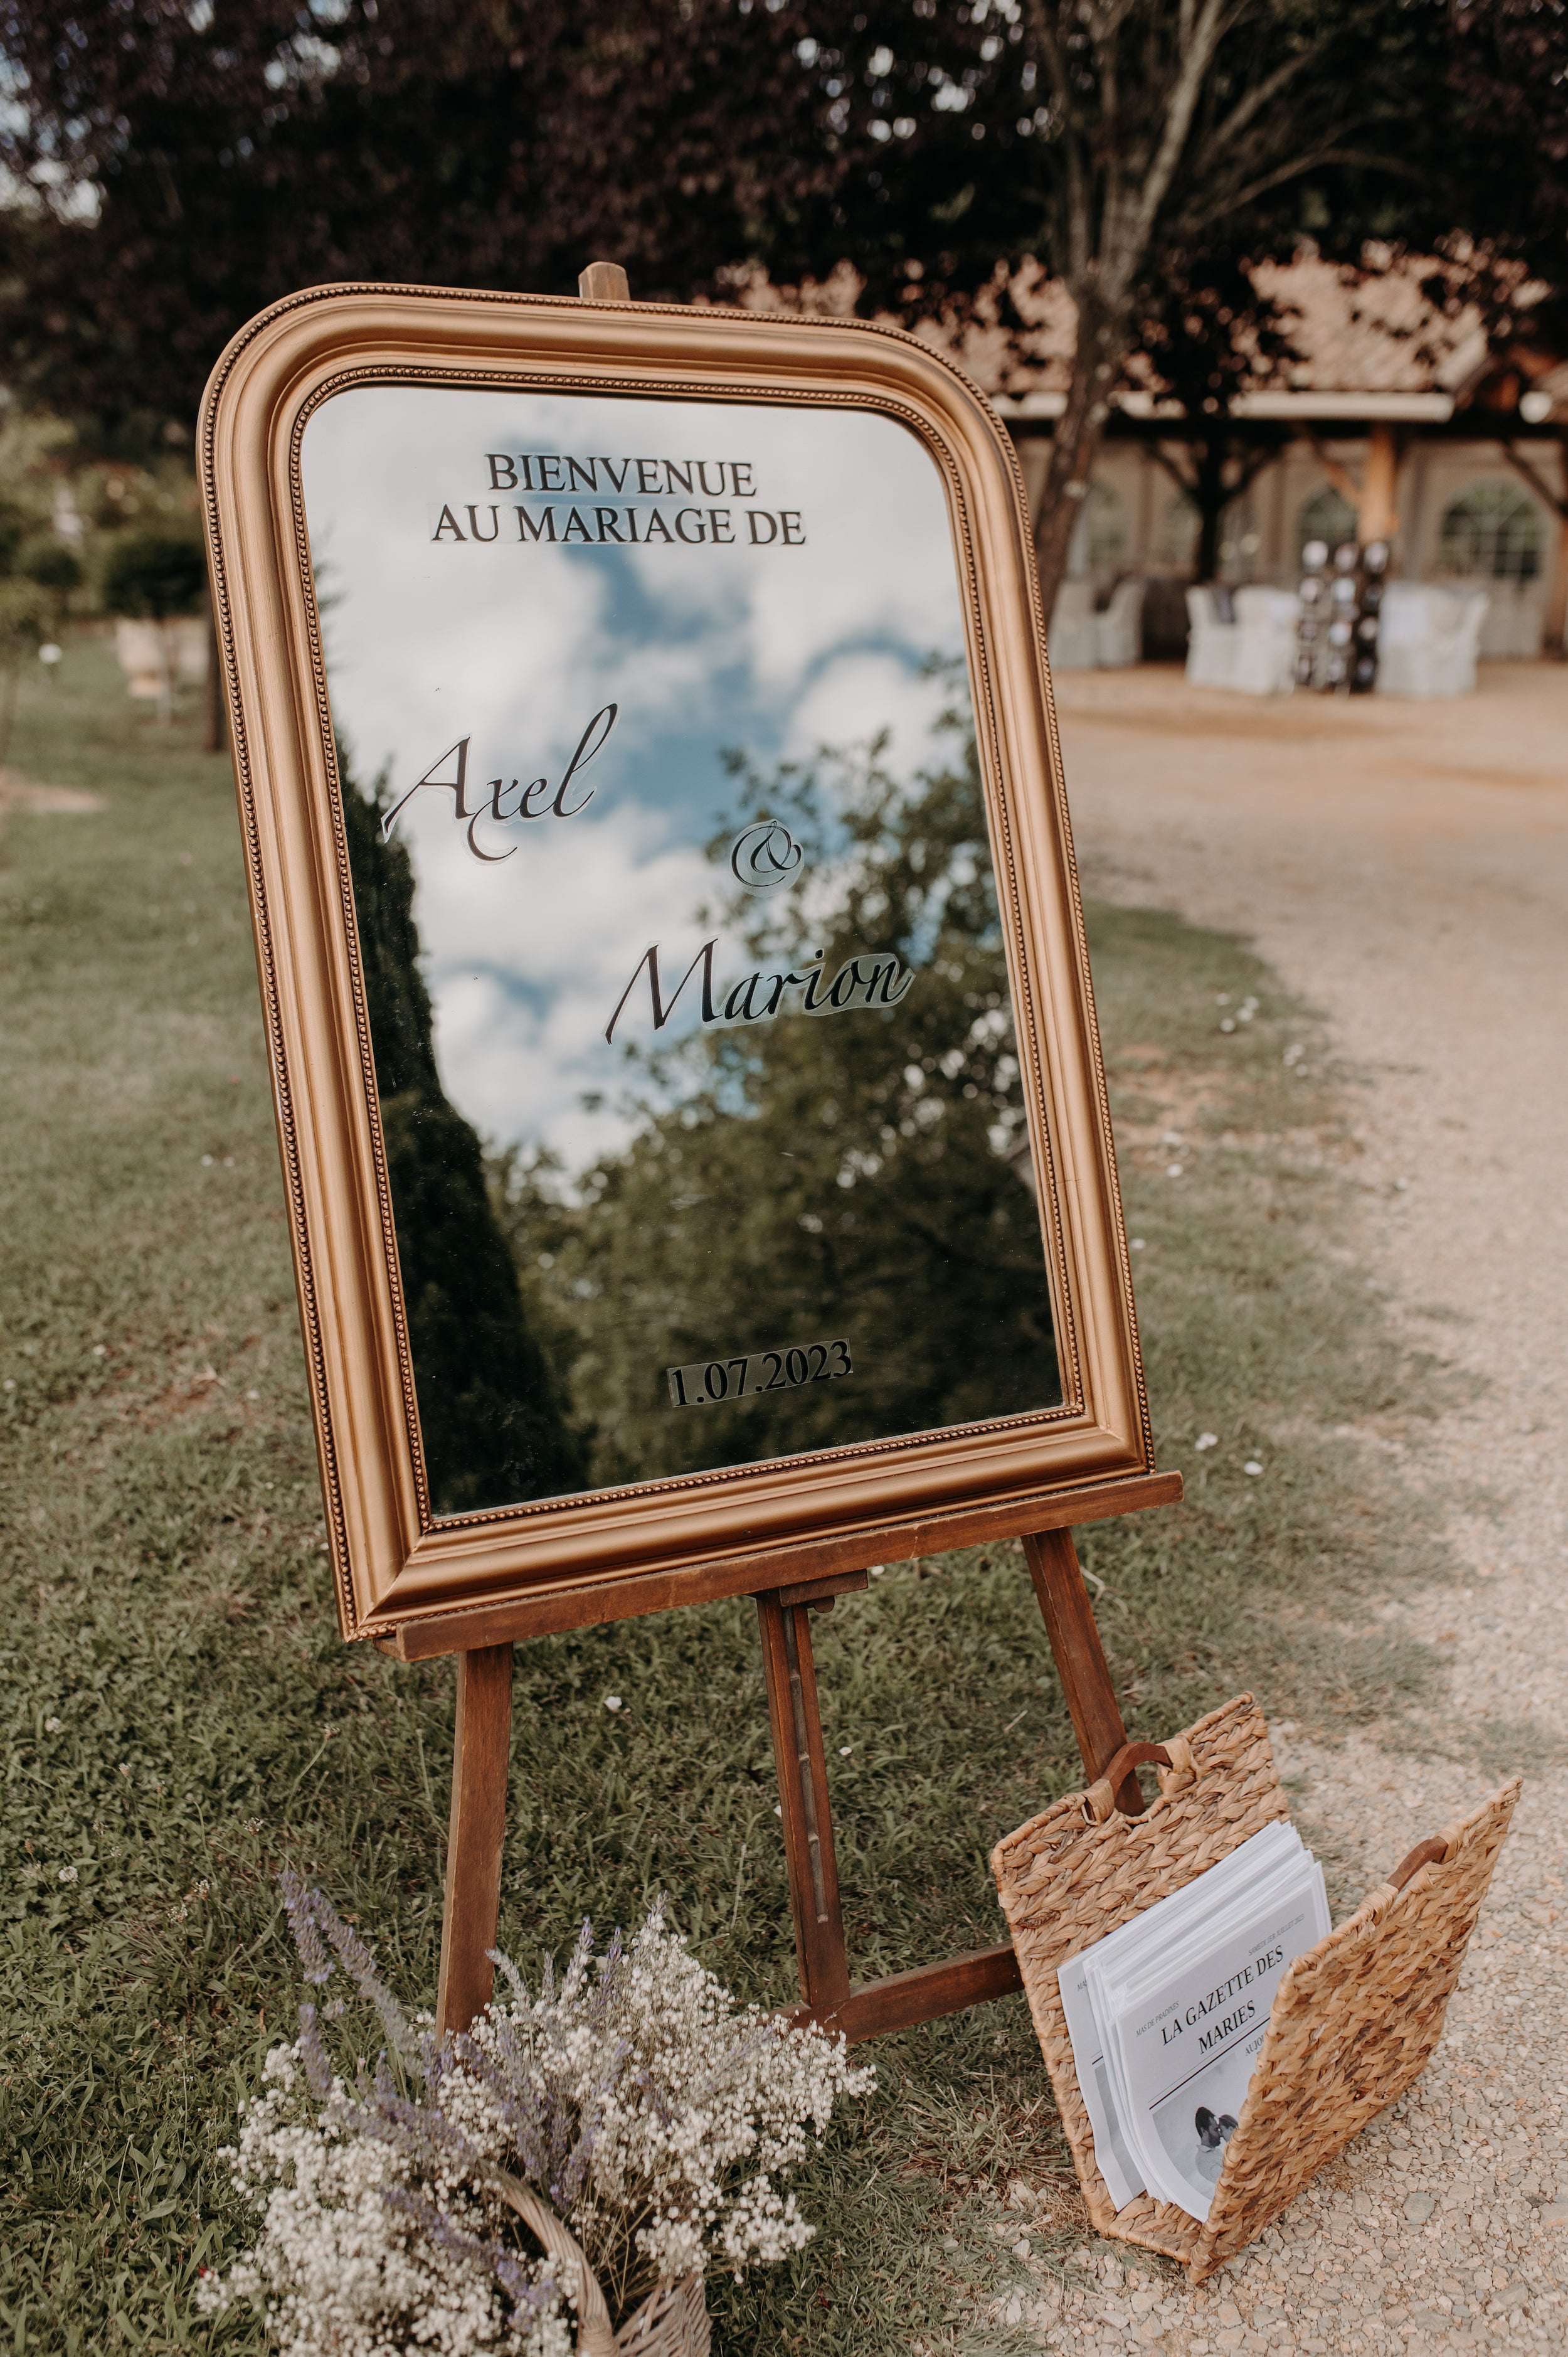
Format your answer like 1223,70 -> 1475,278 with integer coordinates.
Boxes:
279,1869 -> 420,2062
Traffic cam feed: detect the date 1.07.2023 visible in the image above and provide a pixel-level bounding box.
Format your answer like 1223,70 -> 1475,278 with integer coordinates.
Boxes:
665,1339 -> 852,1410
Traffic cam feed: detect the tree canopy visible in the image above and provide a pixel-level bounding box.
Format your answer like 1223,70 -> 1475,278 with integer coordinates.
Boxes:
0,2 -> 1543,605
493,692 -> 1061,1493
341,762 -> 588,1514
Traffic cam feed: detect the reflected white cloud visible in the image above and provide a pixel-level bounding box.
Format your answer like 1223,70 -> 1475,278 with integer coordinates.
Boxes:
785,651 -> 956,784
300,384 -> 972,1169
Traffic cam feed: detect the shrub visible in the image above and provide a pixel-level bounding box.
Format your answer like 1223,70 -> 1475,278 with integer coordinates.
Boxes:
100,526 -> 206,620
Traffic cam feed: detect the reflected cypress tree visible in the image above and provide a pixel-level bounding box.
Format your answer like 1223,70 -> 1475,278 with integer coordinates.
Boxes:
496,694 -> 1060,1489
340,765 -> 588,1514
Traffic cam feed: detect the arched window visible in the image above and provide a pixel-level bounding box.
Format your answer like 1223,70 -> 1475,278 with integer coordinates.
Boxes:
1087,482 -> 1127,572
1296,486 -> 1358,567
1153,489 -> 1199,570
1067,481 -> 1128,577
1150,489 -> 1258,580
1217,501 -> 1261,583
1436,483 -> 1544,582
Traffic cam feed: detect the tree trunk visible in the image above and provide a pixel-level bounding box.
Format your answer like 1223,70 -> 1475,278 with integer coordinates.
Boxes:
1031,284 -> 1133,634
1192,435 -> 1231,584
0,660 -> 19,772
1534,435 -> 1568,658
157,619 -> 176,726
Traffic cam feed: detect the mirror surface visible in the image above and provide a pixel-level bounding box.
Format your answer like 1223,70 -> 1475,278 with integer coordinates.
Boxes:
300,386 -> 1061,1516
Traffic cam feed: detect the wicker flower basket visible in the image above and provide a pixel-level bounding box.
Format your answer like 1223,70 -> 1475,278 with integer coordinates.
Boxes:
991,1693 -> 1519,2283
494,2175 -> 711,2356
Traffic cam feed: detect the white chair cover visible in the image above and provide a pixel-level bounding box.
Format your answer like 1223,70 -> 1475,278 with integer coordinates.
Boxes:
1184,586 -> 1236,688
1375,585 -> 1489,697
1094,577 -> 1146,669
1049,578 -> 1100,672
1230,587 -> 1300,696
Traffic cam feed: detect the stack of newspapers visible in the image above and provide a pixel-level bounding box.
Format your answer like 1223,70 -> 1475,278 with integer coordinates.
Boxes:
1058,1820 -> 1330,2222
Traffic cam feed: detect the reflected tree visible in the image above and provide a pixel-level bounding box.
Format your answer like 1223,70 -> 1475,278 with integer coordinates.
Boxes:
495,691 -> 1061,1490
341,764 -> 589,1514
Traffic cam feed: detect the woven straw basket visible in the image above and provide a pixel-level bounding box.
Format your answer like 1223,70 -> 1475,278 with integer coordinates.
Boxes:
494,2176 -> 710,2356
991,1693 -> 1519,2284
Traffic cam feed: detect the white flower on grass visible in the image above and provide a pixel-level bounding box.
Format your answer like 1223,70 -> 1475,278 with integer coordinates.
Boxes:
1244,1461 -> 1264,1477
1166,1163 -> 1184,1178
1194,1434 -> 1218,1452
58,1865 -> 77,1882
603,1695 -> 623,1713
44,1715 -> 62,1733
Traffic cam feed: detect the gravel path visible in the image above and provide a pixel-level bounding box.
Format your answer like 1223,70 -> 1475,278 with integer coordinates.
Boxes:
982,662 -> 1568,2354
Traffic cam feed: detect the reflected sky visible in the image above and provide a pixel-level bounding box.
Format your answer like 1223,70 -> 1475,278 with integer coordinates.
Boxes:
300,388 -> 970,1170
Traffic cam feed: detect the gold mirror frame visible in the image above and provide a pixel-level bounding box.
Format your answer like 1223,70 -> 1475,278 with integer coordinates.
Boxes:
199,283 -> 1156,1655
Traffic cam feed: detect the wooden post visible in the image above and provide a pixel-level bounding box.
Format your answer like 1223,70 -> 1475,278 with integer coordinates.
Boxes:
1359,422 -> 1401,546
1301,424 -> 1404,550
437,1642 -> 515,2038
1546,510 -> 1568,659
756,1590 -> 851,2011
1022,1528 -> 1142,1814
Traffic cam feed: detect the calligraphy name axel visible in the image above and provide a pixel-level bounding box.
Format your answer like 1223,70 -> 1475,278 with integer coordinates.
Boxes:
379,706 -> 617,860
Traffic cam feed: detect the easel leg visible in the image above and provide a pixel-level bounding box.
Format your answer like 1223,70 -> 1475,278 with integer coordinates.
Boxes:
437,1642 -> 514,2038
1023,1528 -> 1143,1813
756,1594 -> 850,2011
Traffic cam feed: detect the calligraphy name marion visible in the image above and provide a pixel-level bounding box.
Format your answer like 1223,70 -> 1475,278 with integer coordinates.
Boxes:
605,938 -> 915,1046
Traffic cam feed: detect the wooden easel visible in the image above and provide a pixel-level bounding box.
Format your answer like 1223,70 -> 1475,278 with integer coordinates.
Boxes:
428,259 -> 1180,2041
435,1482 -> 1179,2040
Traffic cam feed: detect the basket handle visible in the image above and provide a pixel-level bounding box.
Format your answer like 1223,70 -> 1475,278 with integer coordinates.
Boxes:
492,2168 -> 617,2356
1083,1736 -> 1196,1822
1372,1832 -> 1451,1905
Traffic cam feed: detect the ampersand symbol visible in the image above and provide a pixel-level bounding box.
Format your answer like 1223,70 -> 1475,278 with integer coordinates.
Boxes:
728,819 -> 805,893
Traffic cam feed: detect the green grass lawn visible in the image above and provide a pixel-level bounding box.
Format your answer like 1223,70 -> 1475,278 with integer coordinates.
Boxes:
0,638 -> 1454,2354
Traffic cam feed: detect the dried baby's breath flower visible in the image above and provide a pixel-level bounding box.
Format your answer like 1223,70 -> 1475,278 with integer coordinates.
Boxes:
199,1875 -> 873,2349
